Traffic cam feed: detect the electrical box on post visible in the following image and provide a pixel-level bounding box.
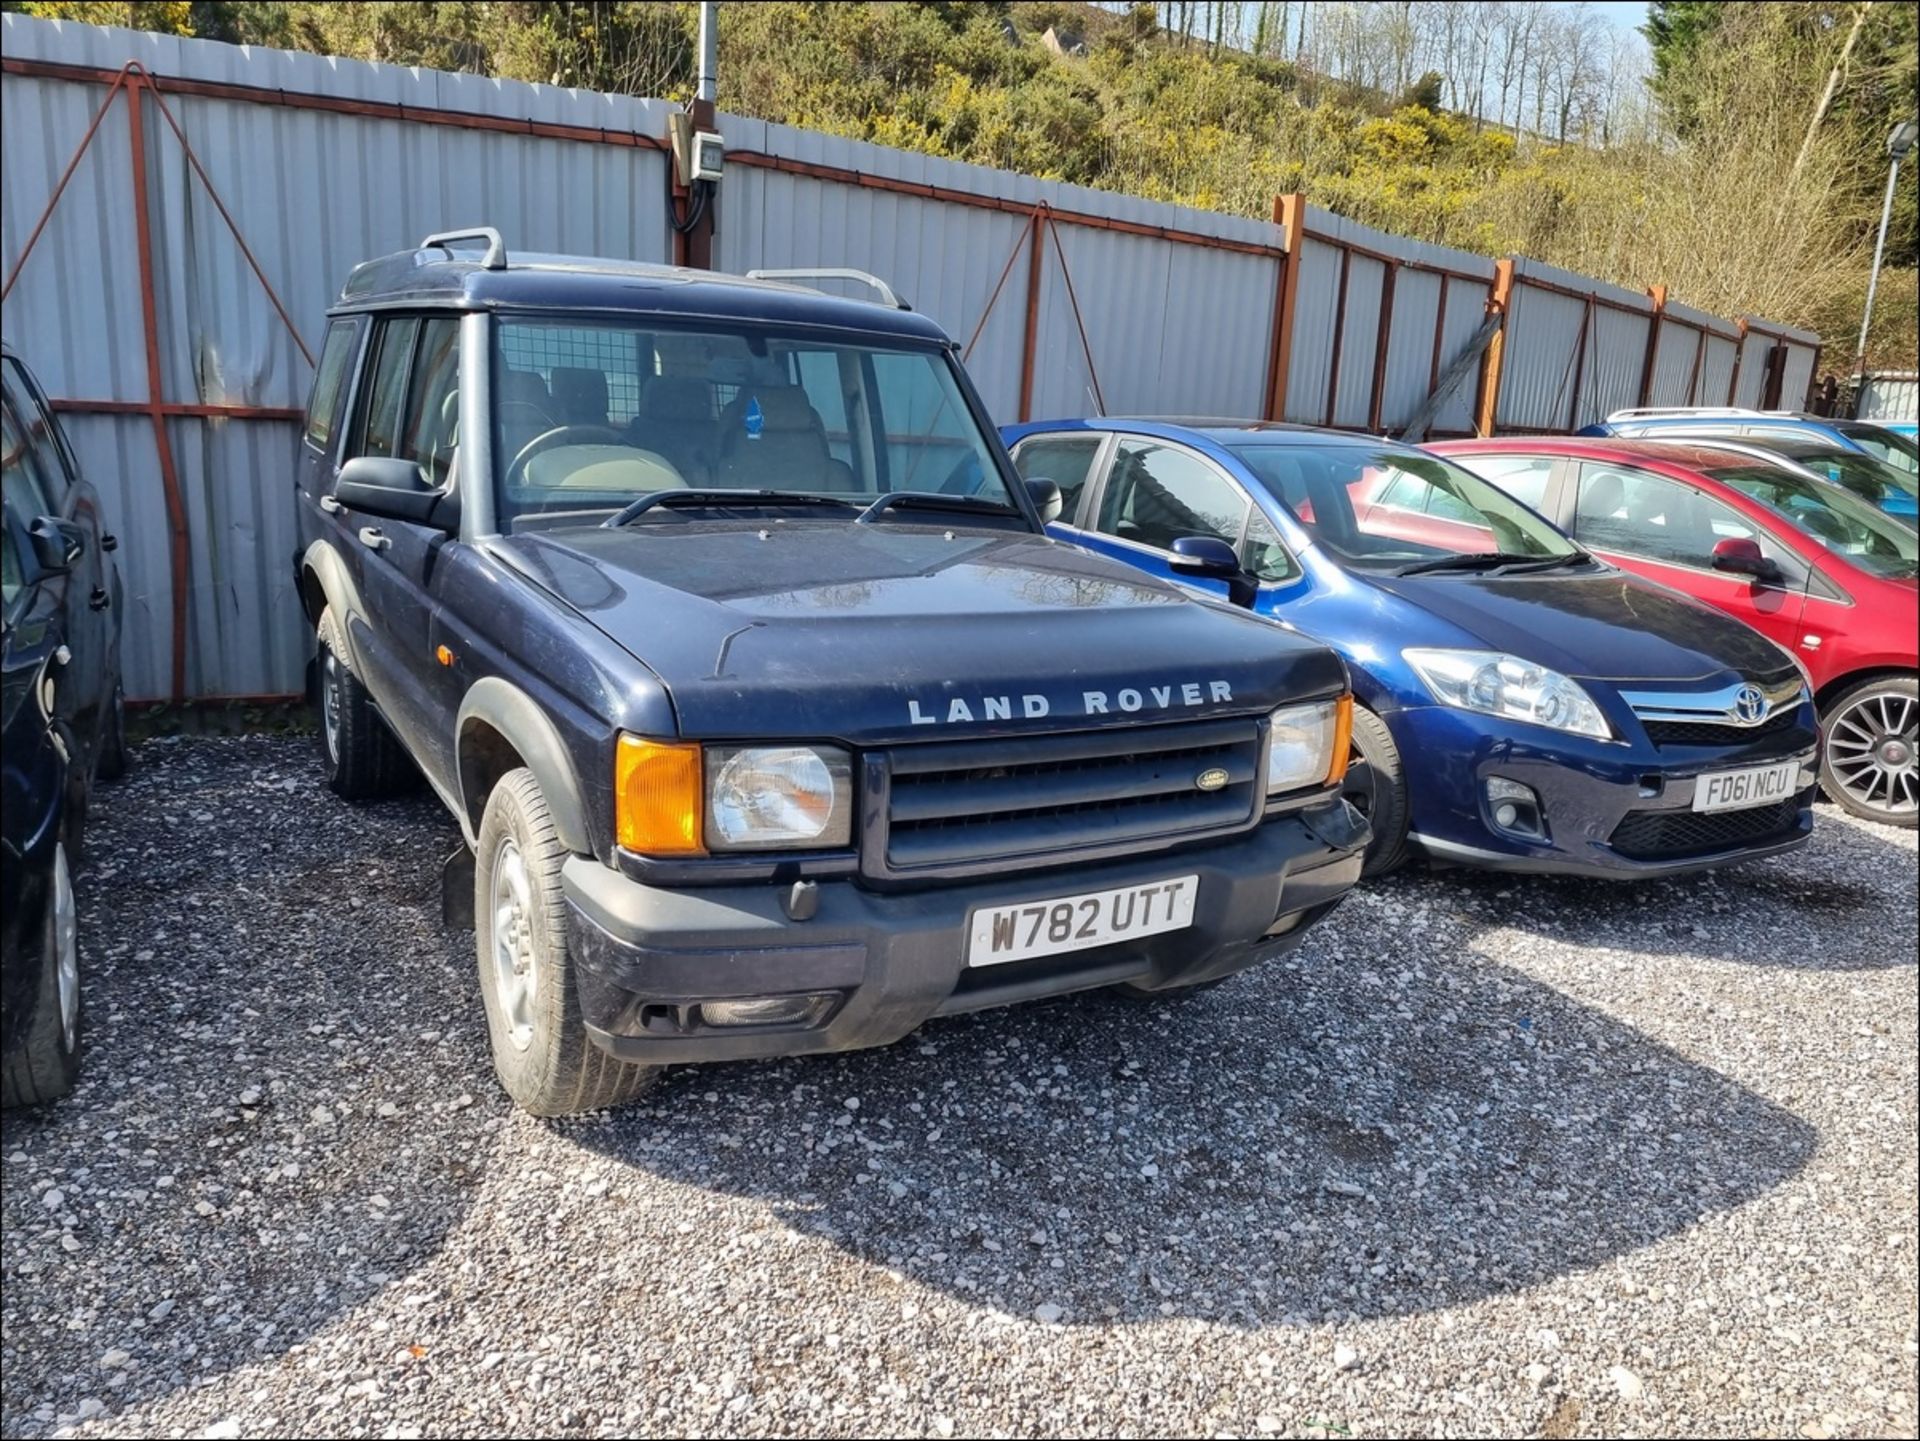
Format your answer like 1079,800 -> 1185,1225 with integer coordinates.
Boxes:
669,111 -> 724,187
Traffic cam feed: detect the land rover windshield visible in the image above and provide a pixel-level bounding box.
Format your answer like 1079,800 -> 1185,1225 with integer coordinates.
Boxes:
490,318 -> 1017,528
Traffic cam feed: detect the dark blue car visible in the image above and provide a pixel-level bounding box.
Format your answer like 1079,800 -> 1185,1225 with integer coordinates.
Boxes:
1003,419 -> 1821,880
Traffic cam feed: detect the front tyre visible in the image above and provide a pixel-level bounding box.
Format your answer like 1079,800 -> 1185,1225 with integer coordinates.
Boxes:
1342,705 -> 1411,877
474,768 -> 658,1116
1,841 -> 83,1108
314,608 -> 411,800
95,681 -> 130,781
1819,675 -> 1918,827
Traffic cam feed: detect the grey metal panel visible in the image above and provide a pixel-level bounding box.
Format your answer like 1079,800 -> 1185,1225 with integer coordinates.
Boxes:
1778,344 -> 1817,409
1380,267 -> 1441,432
1700,334 -> 1739,406
1497,281 -> 1587,430
1733,332 -> 1770,407
1580,307 -> 1651,428
1283,236 -> 1342,423
1330,253 -> 1384,429
1858,373 -> 1918,423
1649,321 -> 1706,405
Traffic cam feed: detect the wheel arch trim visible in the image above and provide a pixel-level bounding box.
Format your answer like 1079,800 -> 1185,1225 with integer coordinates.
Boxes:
456,677 -> 593,855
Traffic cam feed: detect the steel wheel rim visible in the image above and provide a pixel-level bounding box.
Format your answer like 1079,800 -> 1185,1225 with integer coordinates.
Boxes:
51,843 -> 79,1053
321,647 -> 341,763
1827,689 -> 1918,816
490,837 -> 538,1051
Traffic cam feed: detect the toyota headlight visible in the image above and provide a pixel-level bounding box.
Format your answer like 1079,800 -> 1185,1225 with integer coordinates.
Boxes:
1403,649 -> 1613,740
707,745 -> 853,850
1266,696 -> 1353,794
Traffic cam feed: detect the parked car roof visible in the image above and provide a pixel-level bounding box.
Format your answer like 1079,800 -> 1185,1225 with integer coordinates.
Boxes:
334,247 -> 950,344
1016,417 -> 1415,449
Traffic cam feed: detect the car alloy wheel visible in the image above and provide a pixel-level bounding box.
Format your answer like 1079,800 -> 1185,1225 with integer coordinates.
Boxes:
1826,688 -> 1918,819
489,836 -> 539,1052
51,842 -> 79,1053
320,647 -> 342,764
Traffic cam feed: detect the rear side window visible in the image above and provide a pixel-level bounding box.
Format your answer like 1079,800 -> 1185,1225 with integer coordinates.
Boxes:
353,318 -> 420,460
1457,452 -> 1553,513
1013,435 -> 1101,521
305,319 -> 361,451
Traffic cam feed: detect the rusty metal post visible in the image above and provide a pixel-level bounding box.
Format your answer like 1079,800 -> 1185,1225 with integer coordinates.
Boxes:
125,70 -> 192,702
1017,204 -> 1046,422
1637,284 -> 1666,407
1263,193 -> 1306,422
1367,260 -> 1398,434
1473,258 -> 1515,437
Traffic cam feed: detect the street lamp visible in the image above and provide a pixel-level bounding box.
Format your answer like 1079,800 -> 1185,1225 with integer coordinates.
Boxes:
1854,117 -> 1918,401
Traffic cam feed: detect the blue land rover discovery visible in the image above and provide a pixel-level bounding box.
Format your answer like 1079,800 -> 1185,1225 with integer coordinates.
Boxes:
293,230 -> 1367,1115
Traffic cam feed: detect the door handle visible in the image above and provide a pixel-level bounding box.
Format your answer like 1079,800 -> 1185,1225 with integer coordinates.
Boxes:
319,495 -> 342,515
358,526 -> 390,551
89,587 -> 111,611
52,645 -> 71,668
102,533 -> 119,553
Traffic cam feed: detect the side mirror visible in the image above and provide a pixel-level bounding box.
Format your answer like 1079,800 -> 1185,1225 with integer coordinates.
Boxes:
1024,477 -> 1064,525
28,516 -> 83,575
1169,534 -> 1258,609
332,455 -> 443,525
1710,535 -> 1781,583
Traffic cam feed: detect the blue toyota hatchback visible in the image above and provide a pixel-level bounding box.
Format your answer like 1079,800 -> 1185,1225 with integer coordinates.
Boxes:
1002,419 -> 1821,879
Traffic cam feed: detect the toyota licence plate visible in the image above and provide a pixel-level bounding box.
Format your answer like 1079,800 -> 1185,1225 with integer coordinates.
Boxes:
966,875 -> 1200,968
1693,759 -> 1801,813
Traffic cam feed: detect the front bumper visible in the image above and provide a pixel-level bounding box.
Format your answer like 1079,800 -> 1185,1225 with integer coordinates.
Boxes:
1394,704 -> 1818,878
562,804 -> 1366,1065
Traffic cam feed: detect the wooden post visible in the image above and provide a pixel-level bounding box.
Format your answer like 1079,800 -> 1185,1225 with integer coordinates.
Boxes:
1473,258 -> 1515,437
1367,260 -> 1398,434
1017,205 -> 1046,422
1637,284 -> 1666,407
1263,193 -> 1307,422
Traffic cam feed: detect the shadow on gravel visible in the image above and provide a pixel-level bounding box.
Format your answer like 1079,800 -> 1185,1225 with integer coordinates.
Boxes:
1434,809 -> 1919,973
564,904 -> 1819,1328
0,738 -> 490,1424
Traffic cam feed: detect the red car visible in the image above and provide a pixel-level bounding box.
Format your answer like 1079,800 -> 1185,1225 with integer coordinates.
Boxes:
1430,437 -> 1919,828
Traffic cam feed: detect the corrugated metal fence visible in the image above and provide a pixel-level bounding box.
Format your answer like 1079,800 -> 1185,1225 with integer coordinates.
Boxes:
0,14 -> 1825,701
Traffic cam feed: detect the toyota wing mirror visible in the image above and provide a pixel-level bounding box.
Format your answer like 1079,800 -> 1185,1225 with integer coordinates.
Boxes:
1170,534 -> 1258,609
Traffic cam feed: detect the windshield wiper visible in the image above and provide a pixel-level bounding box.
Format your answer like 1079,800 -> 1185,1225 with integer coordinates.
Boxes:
1492,550 -> 1593,574
603,489 -> 861,527
854,491 -> 1022,525
1393,550 -> 1541,576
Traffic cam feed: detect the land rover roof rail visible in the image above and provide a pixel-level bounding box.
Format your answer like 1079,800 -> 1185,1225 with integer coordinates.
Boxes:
420,227 -> 508,271
745,267 -> 909,310
1605,406 -> 1772,422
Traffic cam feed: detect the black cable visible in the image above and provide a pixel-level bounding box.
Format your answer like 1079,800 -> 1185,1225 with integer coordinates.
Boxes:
671,179 -> 711,236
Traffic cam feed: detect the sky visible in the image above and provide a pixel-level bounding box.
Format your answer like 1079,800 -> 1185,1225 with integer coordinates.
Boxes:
1589,1 -> 1653,40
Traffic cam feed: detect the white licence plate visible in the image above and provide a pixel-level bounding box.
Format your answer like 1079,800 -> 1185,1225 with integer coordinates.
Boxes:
967,875 -> 1200,968
1693,759 -> 1801,813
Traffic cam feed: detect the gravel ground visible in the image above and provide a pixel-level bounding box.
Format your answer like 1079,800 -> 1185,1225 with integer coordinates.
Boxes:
1,734 -> 1914,1440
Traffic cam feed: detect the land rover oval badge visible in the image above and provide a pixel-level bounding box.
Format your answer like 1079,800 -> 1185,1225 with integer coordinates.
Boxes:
1195,767 -> 1230,792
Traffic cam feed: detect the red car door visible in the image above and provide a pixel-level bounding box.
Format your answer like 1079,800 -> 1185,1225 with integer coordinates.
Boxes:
1567,461 -> 1809,654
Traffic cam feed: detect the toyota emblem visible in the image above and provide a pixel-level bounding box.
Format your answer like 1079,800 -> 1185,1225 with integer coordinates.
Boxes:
1733,685 -> 1768,723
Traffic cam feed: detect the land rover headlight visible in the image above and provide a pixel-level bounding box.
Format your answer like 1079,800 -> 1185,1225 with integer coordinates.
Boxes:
1266,696 -> 1354,794
1403,649 -> 1613,740
706,745 -> 853,850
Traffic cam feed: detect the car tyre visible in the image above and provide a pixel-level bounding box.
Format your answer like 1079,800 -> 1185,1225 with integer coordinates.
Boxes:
474,768 -> 658,1116
315,608 -> 412,800
1341,704 -> 1410,876
1819,674 -> 1918,828
1,841 -> 83,1109
95,680 -> 130,782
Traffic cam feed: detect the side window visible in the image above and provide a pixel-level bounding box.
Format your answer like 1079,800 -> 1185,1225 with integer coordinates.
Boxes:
1574,464 -> 1789,575
2,396 -> 55,518
397,318 -> 461,488
351,318 -> 420,461
305,318 -> 362,452
0,509 -> 22,612
1012,435 -> 1102,521
1095,441 -> 1249,553
1242,510 -> 1300,583
2,362 -> 74,497
1457,452 -> 1553,513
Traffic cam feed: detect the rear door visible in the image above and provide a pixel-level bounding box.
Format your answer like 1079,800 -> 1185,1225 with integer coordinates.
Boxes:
1567,461 -> 1808,651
